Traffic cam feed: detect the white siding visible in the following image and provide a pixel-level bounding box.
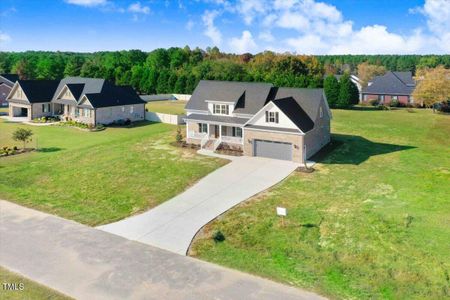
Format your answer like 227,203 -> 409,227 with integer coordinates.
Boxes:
246,102 -> 298,130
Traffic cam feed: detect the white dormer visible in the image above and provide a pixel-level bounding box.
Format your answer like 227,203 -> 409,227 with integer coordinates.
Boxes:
206,100 -> 234,116
7,83 -> 29,101
55,85 -> 76,101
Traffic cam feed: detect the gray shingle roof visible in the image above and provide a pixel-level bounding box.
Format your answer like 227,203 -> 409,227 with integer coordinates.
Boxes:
362,71 -> 415,95
272,97 -> 314,133
16,80 -> 60,103
52,77 -> 145,108
0,74 -> 19,86
273,88 -> 324,121
185,113 -> 249,125
186,80 -> 273,115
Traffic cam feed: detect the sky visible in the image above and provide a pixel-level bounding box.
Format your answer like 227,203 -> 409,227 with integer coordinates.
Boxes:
0,0 -> 449,54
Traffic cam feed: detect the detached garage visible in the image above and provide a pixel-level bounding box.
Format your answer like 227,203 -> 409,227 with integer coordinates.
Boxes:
254,140 -> 293,161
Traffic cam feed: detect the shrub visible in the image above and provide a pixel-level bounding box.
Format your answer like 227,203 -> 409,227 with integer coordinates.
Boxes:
212,230 -> 225,242
175,127 -> 183,143
390,99 -> 399,107
377,105 -> 390,111
368,99 -> 379,106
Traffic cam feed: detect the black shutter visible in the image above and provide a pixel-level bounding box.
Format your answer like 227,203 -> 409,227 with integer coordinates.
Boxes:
275,112 -> 279,123
265,111 -> 269,122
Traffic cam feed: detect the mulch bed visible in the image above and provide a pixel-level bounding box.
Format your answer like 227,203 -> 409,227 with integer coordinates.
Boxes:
0,148 -> 35,158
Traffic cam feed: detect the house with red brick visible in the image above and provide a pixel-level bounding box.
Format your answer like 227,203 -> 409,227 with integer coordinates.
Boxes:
361,71 -> 416,105
0,74 -> 19,107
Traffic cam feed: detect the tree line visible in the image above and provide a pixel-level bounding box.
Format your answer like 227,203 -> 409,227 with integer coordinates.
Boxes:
0,48 -> 449,96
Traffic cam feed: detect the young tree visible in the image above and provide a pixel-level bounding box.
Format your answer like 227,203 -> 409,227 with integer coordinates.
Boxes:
12,128 -> 33,149
357,62 -> 386,87
412,66 -> 450,108
323,75 -> 340,108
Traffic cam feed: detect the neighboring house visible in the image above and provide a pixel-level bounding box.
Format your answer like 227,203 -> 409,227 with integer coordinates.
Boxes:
361,71 -> 416,105
0,74 -> 19,107
7,77 -> 146,124
185,80 -> 331,164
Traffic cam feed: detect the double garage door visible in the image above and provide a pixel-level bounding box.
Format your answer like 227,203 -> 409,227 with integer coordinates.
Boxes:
254,139 -> 293,161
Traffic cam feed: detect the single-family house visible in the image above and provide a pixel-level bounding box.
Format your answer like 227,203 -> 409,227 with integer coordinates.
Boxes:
185,80 -> 331,164
7,77 -> 146,124
361,71 -> 416,105
0,74 -> 19,107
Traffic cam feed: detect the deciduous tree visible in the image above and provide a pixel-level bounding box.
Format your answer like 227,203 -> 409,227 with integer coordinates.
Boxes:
412,66 -> 450,108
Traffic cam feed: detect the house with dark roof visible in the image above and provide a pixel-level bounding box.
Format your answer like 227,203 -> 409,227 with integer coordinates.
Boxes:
361,71 -> 416,105
0,74 -> 19,107
7,77 -> 146,124
185,80 -> 331,163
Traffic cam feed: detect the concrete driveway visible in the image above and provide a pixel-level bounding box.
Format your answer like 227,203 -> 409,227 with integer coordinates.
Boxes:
0,200 -> 325,300
98,152 -> 298,255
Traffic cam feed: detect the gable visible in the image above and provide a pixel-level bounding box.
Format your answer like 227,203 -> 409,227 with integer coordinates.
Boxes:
56,85 -> 77,101
245,102 -> 300,131
78,95 -> 93,107
7,83 -> 29,102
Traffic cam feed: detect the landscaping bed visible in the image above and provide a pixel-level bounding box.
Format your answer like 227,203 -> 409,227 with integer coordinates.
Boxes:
190,109 -> 450,300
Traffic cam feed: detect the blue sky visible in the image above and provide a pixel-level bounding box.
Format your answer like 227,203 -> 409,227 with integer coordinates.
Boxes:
0,0 -> 449,54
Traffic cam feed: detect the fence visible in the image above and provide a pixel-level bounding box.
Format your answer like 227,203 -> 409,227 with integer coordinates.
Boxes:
140,94 -> 191,102
145,111 -> 186,125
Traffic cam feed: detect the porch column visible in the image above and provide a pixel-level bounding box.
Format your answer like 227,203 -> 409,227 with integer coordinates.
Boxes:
219,124 -> 222,138
207,123 -> 209,137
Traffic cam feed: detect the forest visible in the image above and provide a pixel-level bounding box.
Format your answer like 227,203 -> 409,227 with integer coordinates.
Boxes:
0,47 -> 449,95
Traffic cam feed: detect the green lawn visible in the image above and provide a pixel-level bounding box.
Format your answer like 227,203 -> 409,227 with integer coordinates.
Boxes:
146,100 -> 187,115
191,109 -> 450,300
0,107 -> 8,113
0,267 -> 71,300
0,120 -> 226,225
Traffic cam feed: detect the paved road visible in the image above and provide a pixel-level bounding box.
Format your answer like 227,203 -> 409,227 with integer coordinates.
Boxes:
98,154 -> 299,255
0,200 -> 325,300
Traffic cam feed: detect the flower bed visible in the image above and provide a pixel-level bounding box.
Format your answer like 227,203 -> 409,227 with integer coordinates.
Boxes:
32,116 -> 60,123
58,121 -> 105,132
0,146 -> 34,157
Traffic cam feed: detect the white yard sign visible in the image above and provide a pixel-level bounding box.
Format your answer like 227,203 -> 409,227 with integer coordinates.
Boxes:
276,207 -> 287,216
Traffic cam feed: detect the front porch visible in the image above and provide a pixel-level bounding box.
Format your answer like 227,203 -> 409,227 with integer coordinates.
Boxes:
186,122 -> 243,151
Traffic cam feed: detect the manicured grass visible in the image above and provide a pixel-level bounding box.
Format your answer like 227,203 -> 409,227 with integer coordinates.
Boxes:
0,267 -> 71,300
0,107 -> 8,113
191,109 -> 450,300
146,100 -> 187,115
0,120 -> 226,225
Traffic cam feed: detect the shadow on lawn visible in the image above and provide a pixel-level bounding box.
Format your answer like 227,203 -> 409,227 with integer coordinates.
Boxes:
37,147 -> 64,153
311,133 -> 416,165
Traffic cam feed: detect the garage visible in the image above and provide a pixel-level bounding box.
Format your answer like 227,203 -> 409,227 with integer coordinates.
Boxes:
254,139 -> 293,161
11,105 -> 29,117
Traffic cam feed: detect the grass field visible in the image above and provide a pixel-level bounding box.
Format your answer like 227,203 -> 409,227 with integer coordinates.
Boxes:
0,267 -> 71,300
191,109 -> 450,299
146,100 -> 187,115
0,120 -> 226,225
0,107 -> 8,113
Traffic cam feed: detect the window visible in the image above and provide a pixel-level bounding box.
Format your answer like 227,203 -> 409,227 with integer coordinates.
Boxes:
232,127 -> 242,137
213,104 -> 229,115
319,107 -> 323,118
121,106 -> 125,112
42,103 -> 50,113
83,109 -> 91,118
391,96 -> 398,101
198,123 -> 208,133
265,111 -> 279,123
130,106 -> 134,114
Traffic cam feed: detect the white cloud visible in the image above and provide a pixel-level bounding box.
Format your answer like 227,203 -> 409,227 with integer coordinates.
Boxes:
128,2 -> 150,14
186,20 -> 195,31
0,31 -> 11,49
202,10 -> 222,45
229,30 -> 257,53
207,0 -> 450,54
65,0 -> 107,7
259,31 -> 274,42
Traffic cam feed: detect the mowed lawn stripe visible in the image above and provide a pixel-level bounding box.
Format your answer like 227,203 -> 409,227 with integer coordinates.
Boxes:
191,109 -> 450,300
0,121 -> 226,226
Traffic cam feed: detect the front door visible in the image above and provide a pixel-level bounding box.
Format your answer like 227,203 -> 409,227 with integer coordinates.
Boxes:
214,125 -> 219,138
